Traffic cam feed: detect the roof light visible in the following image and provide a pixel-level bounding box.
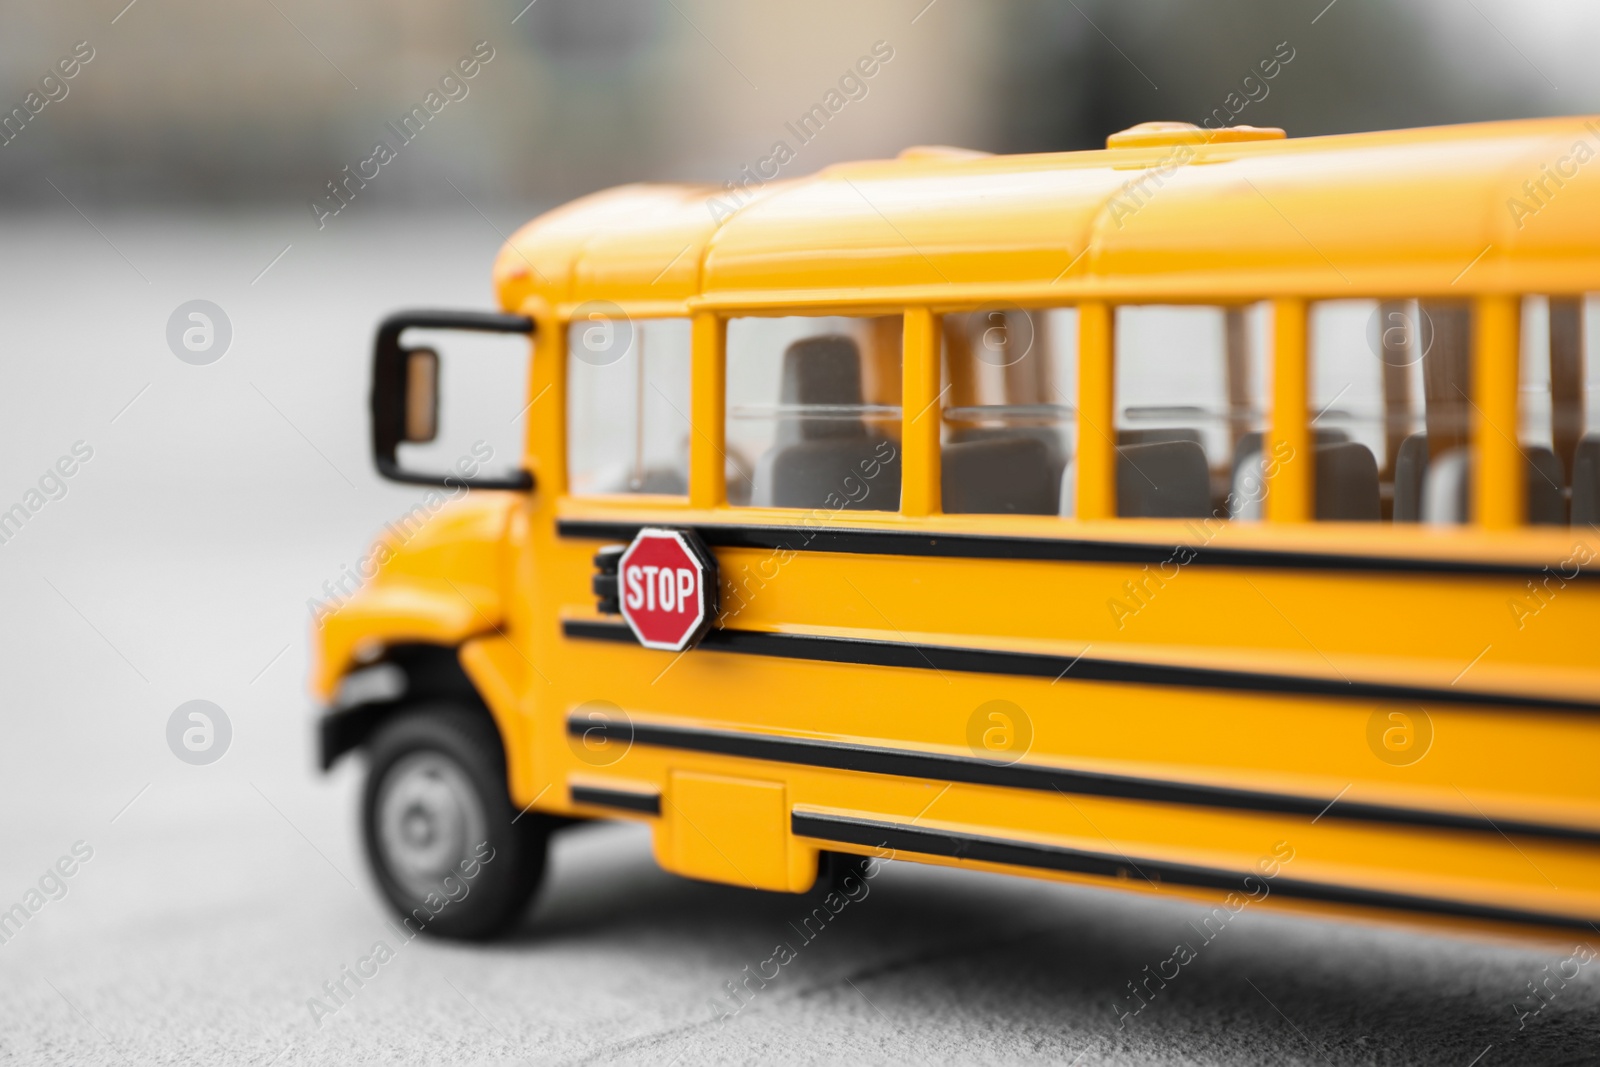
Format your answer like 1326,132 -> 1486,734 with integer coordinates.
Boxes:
1106,121 -> 1285,150
896,145 -> 994,161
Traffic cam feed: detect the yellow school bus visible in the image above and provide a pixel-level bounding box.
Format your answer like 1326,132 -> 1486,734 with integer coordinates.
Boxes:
315,116 -> 1600,942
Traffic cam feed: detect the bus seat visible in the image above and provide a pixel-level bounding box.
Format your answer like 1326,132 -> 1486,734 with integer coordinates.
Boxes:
1118,428 -> 1203,448
1422,447 -> 1471,525
1230,429 -> 1353,507
631,468 -> 689,495
1525,446 -> 1565,525
1059,460 -> 1077,517
771,335 -> 868,446
1392,432 -> 1429,523
1420,445 -> 1565,526
757,437 -> 901,510
1316,442 -> 1381,521
948,424 -> 1069,468
1232,431 -> 1264,494
1231,429 -> 1353,457
1574,435 -> 1600,525
943,435 -> 1059,514
1229,450 -> 1266,520
1059,440 -> 1211,518
1115,440 -> 1211,518
751,335 -> 900,510
1228,428 -> 1267,495
1226,441 -> 1379,521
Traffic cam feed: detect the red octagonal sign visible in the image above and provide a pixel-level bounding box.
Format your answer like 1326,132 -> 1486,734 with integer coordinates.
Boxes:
617,527 -> 718,652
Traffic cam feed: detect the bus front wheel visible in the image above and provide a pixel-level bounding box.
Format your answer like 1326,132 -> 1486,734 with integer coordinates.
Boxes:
360,706 -> 549,940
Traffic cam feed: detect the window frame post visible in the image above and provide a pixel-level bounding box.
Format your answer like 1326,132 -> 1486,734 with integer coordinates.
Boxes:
1474,294 -> 1523,530
689,311 -> 727,509
900,306 -> 942,517
1076,300 -> 1116,520
1267,297 -> 1312,523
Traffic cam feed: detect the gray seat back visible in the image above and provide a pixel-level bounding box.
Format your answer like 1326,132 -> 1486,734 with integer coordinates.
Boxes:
773,335 -> 867,446
943,435 -> 1059,515
1315,442 -> 1381,521
1420,444 -> 1567,526
1231,429 -> 1350,494
1525,446 -> 1565,525
1229,451 -> 1267,520
752,335 -> 900,510
1228,441 -> 1379,521
762,437 -> 900,510
948,425 -> 1067,466
1118,428 -> 1203,448
1421,447 -> 1471,525
1232,432 -> 1264,499
1116,440 -> 1211,518
1574,435 -> 1600,525
1391,432 -> 1429,522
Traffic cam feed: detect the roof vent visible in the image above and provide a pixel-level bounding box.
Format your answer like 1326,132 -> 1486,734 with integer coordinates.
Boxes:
1106,121 -> 1285,150
897,145 -> 994,162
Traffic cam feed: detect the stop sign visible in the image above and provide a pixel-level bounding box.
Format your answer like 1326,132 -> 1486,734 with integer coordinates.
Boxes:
617,527 -> 718,651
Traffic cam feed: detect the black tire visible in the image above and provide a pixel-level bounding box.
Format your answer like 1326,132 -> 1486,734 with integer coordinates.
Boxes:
361,704 -> 550,940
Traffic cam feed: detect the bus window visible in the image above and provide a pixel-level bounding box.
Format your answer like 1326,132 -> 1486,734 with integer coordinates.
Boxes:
1527,294 -> 1597,526
1309,298 -> 1596,526
1307,299 -> 1481,524
566,315 -> 691,497
1109,304 -> 1269,520
1580,295 -> 1600,525
726,314 -> 902,511
1307,300 -> 1410,523
1518,297 -> 1566,525
940,306 -> 1076,515
1520,297 -> 1556,461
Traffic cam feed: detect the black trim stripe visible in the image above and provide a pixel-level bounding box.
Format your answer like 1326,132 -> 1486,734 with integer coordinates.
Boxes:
561,619 -> 1600,715
792,811 -> 1600,934
569,783 -> 661,816
557,519 -> 1598,581
562,715 -> 1600,844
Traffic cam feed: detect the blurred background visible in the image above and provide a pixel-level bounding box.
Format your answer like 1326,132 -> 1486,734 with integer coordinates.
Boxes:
1,2 -> 1598,1064
4,0 -> 1598,207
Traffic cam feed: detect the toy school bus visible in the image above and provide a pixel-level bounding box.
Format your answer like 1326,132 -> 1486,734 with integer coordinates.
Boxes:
316,116 -> 1600,941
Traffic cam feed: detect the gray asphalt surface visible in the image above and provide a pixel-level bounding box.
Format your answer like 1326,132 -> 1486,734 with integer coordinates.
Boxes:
1,215 -> 1597,1066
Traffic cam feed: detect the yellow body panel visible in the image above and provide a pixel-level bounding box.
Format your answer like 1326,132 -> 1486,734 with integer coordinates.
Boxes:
660,772 -> 815,893
313,493 -> 518,699
323,116 -> 1600,943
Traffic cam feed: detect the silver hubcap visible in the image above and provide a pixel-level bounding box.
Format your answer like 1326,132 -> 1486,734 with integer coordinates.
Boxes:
375,752 -> 487,902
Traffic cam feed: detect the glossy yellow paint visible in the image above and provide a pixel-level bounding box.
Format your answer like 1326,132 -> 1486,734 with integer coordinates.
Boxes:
688,311 -> 726,511
1266,297 -> 1310,523
900,306 -> 941,517
320,116 -> 1600,943
313,493 -> 517,700
1075,301 -> 1115,520
1475,294 -> 1524,530
662,772 -> 815,892
493,115 -> 1600,312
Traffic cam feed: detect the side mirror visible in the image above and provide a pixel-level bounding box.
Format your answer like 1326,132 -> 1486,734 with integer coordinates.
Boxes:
371,309 -> 536,490
404,348 -> 439,443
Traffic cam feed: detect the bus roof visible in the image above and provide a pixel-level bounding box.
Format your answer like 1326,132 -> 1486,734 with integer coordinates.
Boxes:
494,115 -> 1600,314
